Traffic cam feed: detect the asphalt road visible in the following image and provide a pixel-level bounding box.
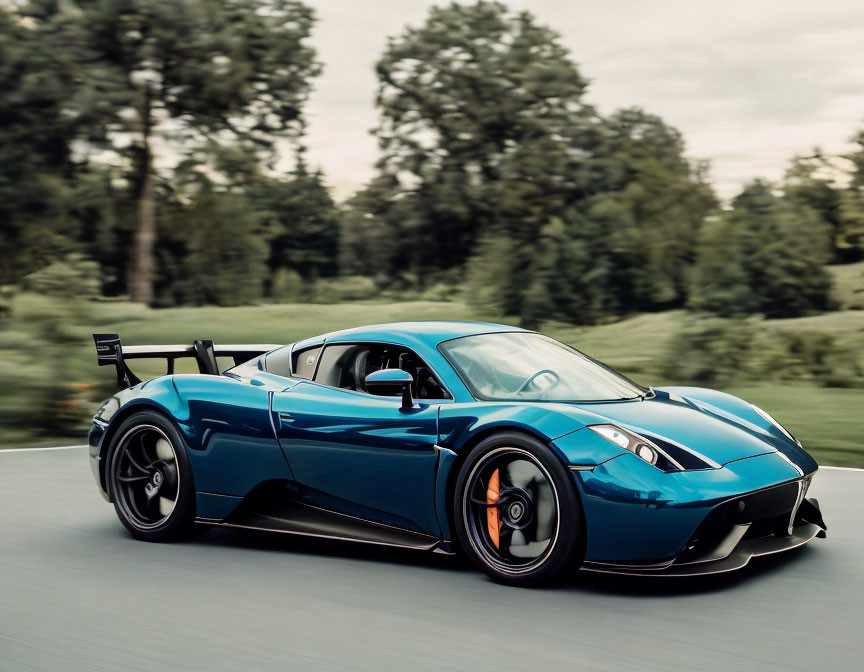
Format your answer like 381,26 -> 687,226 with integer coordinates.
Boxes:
0,447 -> 861,671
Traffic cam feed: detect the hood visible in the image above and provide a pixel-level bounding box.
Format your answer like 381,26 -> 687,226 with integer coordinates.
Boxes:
559,388 -> 807,468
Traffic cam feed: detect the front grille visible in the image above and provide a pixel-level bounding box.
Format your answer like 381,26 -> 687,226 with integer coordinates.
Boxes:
675,479 -> 804,564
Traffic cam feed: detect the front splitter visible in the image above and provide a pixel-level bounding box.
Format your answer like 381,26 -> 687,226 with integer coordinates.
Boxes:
581,522 -> 823,577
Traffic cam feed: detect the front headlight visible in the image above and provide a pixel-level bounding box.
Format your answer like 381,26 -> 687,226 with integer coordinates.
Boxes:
751,405 -> 801,446
588,424 -> 663,467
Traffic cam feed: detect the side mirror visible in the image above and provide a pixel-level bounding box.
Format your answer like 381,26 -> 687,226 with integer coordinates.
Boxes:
364,368 -> 414,409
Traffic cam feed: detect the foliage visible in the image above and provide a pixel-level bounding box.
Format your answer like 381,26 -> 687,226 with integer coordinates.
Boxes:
21,0 -> 322,302
310,276 -> 380,303
349,1 -> 597,283
690,181 -> 833,318
160,192 -> 270,306
760,331 -> 863,388
21,254 -> 101,299
783,150 -> 864,263
249,166 -> 341,283
0,5 -> 78,284
0,294 -> 105,439
6,0 -> 864,326
661,318 -> 758,386
662,317 -> 863,388
347,2 -> 716,325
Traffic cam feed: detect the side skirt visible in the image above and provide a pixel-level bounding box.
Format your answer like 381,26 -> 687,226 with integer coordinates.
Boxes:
196,496 -> 453,554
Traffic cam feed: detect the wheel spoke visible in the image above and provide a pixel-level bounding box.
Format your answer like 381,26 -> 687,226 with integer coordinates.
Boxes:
124,450 -> 149,475
139,433 -> 158,467
117,474 -> 149,483
498,526 -> 513,555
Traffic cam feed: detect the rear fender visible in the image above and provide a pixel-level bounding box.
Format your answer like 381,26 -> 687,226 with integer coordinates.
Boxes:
97,374 -> 293,518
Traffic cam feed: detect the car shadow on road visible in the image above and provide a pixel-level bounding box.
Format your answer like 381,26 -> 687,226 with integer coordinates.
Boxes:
192,524 -> 474,573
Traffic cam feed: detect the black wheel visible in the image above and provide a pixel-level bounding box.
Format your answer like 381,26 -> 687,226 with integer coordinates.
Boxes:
453,432 -> 584,585
106,411 -> 196,542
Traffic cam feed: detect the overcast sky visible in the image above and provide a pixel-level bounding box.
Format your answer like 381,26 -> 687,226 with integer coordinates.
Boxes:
303,0 -> 864,201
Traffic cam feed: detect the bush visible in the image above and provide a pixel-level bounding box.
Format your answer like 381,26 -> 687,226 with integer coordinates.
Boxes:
689,181 -> 833,318
757,331 -> 864,387
663,318 -> 864,388
21,254 -> 100,299
0,293 -> 107,440
311,276 -> 379,303
270,268 -> 305,302
662,318 -> 757,386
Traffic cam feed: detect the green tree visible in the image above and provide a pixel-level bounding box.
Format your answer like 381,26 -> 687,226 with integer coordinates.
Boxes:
783,150 -> 860,262
841,126 -> 864,260
690,181 -> 833,317
0,6 -> 78,284
603,109 -> 717,307
355,0 -> 598,280
464,109 -> 715,325
339,176 -> 408,281
166,192 -> 269,306
31,0 -> 321,303
249,165 -> 341,285
358,3 -> 716,325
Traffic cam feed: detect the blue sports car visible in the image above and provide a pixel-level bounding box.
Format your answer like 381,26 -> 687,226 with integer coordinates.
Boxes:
89,321 -> 826,585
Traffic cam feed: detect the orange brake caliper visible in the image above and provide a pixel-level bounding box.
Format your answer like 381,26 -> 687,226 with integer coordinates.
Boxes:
486,468 -> 502,548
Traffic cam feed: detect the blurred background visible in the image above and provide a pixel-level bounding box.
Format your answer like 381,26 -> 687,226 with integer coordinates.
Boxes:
1,0 -> 862,465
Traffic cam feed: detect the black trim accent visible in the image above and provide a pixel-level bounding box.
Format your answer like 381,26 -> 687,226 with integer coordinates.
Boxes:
582,521 -> 822,577
193,339 -> 219,376
92,333 -> 281,389
93,334 -> 141,388
797,497 -> 827,531
222,482 -> 442,551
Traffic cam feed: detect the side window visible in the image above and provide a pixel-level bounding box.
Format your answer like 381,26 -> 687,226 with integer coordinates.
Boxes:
314,343 -> 449,400
314,344 -> 362,388
291,345 -> 322,380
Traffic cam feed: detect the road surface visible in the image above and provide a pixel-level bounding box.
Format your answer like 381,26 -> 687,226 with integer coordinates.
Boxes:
0,447 -> 861,671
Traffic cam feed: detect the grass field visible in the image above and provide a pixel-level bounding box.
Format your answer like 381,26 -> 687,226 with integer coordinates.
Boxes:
1,294 -> 862,466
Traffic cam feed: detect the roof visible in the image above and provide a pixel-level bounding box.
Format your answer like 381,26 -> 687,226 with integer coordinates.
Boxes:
320,320 -> 526,348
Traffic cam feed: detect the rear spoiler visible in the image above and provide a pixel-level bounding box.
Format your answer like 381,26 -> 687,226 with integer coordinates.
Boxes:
93,333 -> 281,389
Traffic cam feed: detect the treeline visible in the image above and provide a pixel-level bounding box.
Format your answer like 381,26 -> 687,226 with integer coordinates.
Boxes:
3,1 -> 864,326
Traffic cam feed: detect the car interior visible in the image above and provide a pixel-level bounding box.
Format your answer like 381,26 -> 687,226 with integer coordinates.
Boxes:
293,343 -> 449,400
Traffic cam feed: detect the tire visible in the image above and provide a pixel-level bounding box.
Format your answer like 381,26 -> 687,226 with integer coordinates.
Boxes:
106,410 -> 197,542
453,431 -> 584,585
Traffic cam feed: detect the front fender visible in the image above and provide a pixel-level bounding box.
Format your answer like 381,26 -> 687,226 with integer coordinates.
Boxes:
438,402 -> 613,455
658,386 -> 818,474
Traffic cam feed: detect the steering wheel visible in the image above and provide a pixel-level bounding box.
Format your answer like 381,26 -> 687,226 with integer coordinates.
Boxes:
515,369 -> 561,396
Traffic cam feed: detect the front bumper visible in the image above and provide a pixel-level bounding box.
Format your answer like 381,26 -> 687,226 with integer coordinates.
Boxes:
573,448 -> 827,573
582,496 -> 826,576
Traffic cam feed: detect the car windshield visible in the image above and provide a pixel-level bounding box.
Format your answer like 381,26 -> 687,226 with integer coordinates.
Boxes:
439,332 -> 648,402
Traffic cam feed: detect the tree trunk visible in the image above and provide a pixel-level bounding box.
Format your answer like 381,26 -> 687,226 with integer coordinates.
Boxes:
128,89 -> 155,304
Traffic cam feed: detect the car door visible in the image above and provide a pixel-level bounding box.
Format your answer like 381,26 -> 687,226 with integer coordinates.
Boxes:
270,342 -> 447,537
